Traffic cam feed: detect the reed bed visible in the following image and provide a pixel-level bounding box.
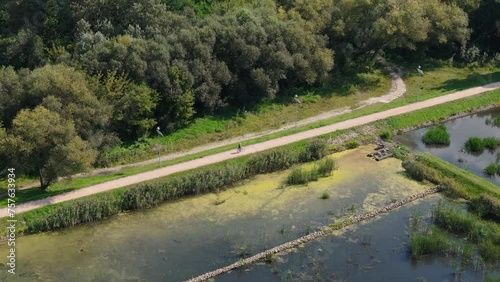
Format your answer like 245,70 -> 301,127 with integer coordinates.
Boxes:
24,139 -> 330,233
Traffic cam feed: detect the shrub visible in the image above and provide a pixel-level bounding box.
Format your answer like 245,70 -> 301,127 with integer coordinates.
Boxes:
299,139 -> 328,162
422,125 -> 450,145
479,240 -> 500,262
409,227 -> 451,258
402,158 -> 426,181
469,194 -> 500,219
483,137 -> 500,151
464,137 -> 484,153
379,130 -> 393,141
246,148 -> 298,174
345,140 -> 359,149
27,195 -> 121,233
321,191 -> 330,199
389,145 -> 411,160
317,158 -> 337,176
286,167 -> 310,185
433,204 -> 500,244
483,163 -> 500,177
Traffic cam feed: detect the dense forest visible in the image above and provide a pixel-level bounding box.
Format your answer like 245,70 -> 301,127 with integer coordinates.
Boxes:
0,0 -> 499,188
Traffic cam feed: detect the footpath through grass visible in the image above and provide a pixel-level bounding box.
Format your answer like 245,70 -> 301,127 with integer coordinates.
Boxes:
3,86 -> 499,209
1,88 -> 499,237
107,65 -> 500,165
4,68 -> 500,204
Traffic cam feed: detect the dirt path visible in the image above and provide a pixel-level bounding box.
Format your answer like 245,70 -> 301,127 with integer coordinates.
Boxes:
2,81 -> 499,217
17,58 -> 406,190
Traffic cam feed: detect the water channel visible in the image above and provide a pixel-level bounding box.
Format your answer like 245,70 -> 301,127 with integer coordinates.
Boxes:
395,107 -> 500,185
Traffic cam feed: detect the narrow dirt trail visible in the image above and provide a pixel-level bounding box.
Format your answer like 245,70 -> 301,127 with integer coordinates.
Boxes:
17,59 -> 407,190
2,81 -> 499,217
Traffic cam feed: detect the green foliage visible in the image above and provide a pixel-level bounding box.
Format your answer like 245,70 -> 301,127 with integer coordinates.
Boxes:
389,145 -> 411,160
483,137 -> 500,151
422,125 -> 450,145
95,72 -> 159,139
464,136 -> 484,153
345,140 -> 359,149
246,148 -> 298,175
27,194 -> 121,233
433,204 -> 500,245
317,158 -> 336,177
0,66 -> 23,126
17,142 -> 334,234
410,203 -> 500,263
483,163 -> 500,177
402,153 -> 499,199
5,106 -> 97,189
402,158 -> 427,181
321,191 -> 330,199
469,194 -> 500,220
479,240 -> 500,262
379,130 -> 393,141
298,139 -> 328,162
409,227 -> 452,258
286,167 -> 312,185
327,0 -> 469,70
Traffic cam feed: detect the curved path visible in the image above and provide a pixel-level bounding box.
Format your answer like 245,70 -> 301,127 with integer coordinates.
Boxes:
3,82 -> 500,217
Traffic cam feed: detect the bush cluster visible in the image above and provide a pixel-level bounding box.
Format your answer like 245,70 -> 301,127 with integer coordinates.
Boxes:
286,158 -> 337,186
464,137 -> 484,153
433,204 -> 500,262
28,195 -> 121,233
421,125 -> 450,145
469,194 -> 500,220
379,130 -> 393,141
409,227 -> 452,258
483,163 -> 500,177
464,136 -> 500,153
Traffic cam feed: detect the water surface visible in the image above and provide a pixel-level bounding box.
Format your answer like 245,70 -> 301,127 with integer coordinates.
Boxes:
395,107 -> 500,185
0,147 -> 431,281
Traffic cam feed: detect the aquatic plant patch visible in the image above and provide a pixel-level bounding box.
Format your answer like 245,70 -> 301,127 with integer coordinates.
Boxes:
422,125 -> 450,145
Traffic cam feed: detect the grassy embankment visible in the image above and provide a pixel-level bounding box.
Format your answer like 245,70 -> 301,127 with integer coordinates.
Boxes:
403,144 -> 500,270
3,65 -> 499,204
1,139 -> 333,236
105,65 -> 500,165
2,87 -> 500,237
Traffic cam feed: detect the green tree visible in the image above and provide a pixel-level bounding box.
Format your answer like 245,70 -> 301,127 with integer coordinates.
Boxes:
25,64 -> 112,141
0,66 -> 23,126
328,0 -> 469,69
9,106 -> 97,189
97,72 -> 159,139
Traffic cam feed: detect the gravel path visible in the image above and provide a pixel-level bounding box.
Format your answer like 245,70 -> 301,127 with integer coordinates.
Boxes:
17,58 -> 406,190
2,81 -> 499,217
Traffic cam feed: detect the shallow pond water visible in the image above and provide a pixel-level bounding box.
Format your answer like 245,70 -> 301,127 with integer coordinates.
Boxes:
395,107 -> 500,185
219,195 -> 488,282
0,146 -> 433,282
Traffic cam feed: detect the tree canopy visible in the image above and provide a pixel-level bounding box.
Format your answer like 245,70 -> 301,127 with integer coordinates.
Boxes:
0,0 -> 498,187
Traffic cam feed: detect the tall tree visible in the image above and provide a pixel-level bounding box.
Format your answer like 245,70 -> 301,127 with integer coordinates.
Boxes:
7,106 -> 97,189
327,0 -> 469,69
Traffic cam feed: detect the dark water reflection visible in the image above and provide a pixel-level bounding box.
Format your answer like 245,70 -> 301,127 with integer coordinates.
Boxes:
220,196 -> 487,282
395,108 -> 500,185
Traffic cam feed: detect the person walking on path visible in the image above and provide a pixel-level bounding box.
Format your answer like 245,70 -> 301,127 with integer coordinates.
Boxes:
237,143 -> 242,153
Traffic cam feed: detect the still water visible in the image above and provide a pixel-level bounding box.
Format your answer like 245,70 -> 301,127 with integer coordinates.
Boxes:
0,147 -> 434,282
395,107 -> 500,185
219,195 -> 486,282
